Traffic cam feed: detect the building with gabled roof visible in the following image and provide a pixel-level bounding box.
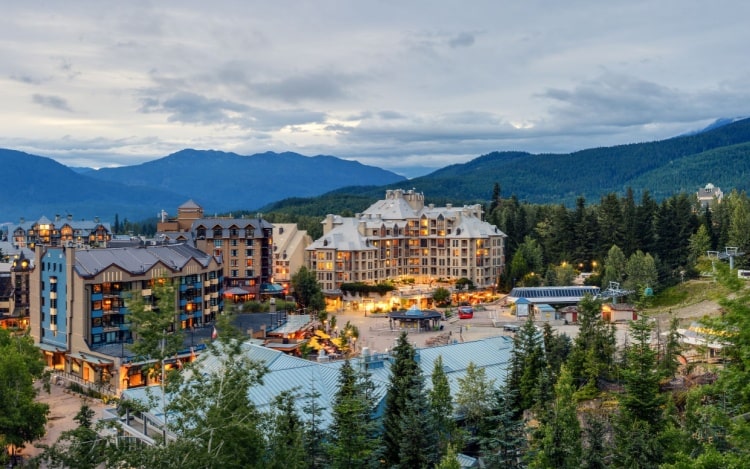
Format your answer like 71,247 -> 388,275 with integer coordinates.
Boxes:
157,200 -> 276,299
697,183 -> 724,209
10,214 -> 111,249
306,189 -> 506,294
272,223 -> 312,295
114,334 -> 513,443
29,243 -> 223,395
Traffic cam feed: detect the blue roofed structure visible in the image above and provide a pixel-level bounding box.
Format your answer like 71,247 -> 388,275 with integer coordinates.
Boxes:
115,335 -> 514,441
507,286 -> 600,305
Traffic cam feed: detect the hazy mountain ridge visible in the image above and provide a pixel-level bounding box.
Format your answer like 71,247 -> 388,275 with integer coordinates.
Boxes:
0,149 -> 406,223
2,117 -> 750,224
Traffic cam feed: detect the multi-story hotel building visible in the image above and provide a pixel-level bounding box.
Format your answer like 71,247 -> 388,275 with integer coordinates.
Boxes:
272,223 -> 312,295
29,243 -> 223,394
306,189 -> 506,293
157,200 -> 276,299
10,214 -> 111,249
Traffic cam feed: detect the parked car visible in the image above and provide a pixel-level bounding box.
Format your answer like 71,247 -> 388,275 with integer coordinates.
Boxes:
458,305 -> 474,319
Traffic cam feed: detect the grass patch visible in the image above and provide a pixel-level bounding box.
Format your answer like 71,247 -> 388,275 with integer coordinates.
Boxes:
648,280 -> 729,309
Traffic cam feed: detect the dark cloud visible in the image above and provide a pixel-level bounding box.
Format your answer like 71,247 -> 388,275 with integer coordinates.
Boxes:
32,94 -> 72,112
448,32 -> 475,48
252,71 -> 361,103
11,74 -> 41,84
138,91 -> 325,130
540,72 -> 750,127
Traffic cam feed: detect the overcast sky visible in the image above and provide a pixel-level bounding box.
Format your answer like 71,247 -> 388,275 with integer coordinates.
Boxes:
2,1 -> 748,178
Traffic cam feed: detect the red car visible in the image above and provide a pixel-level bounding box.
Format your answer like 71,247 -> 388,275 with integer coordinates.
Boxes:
458,306 -> 474,319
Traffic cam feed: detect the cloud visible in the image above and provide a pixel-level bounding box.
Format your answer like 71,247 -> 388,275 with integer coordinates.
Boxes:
32,94 -> 72,112
448,32 -> 475,48
138,91 -> 326,131
540,72 -> 750,127
11,74 -> 41,84
252,71 -> 363,103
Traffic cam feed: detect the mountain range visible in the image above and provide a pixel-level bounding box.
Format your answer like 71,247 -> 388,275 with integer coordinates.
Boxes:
0,149 -> 405,224
2,117 -> 749,224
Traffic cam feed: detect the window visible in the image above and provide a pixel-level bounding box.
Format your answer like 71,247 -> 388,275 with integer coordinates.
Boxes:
214,239 -> 223,247
245,270 -> 254,277
245,239 -> 254,246
246,249 -> 253,257
230,249 -> 238,257
231,270 -> 239,277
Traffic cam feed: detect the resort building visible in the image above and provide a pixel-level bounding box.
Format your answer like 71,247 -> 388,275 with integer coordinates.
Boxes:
272,223 -> 312,295
306,189 -> 507,295
29,243 -> 223,395
10,214 -> 112,249
697,183 -> 724,209
157,200 -> 276,299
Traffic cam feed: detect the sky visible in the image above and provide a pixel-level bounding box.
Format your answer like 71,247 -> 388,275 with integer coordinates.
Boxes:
2,1 -> 749,178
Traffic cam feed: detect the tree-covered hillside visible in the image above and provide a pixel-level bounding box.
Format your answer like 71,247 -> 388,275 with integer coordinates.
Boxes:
309,117 -> 750,207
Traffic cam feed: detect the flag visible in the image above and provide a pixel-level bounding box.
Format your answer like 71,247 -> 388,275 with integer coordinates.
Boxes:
190,346 -> 196,362
212,326 -> 218,340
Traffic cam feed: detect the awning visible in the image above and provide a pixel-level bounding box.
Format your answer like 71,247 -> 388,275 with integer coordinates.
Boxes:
225,286 -> 250,295
38,342 -> 66,353
68,352 -> 114,365
260,283 -> 285,294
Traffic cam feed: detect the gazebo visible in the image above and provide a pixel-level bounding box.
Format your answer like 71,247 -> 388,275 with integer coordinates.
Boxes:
387,305 -> 443,332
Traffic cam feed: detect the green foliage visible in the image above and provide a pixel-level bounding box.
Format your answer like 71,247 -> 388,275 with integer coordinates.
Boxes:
432,287 -> 451,305
435,444 -> 461,469
479,385 -> 527,468
263,390 -> 307,469
580,411 -> 610,469
567,295 -> 616,396
339,281 -> 395,295
380,331 -> 438,467
291,266 -> 325,312
528,366 -> 582,469
130,340 -> 269,468
506,318 -> 545,412
429,355 -> 456,457
126,277 -> 184,378
454,277 -> 475,291
32,404 -> 106,469
455,363 -> 496,436
0,329 -> 50,455
327,360 -> 379,468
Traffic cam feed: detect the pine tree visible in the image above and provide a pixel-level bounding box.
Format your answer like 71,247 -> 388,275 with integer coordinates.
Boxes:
613,315 -> 667,467
455,362 -> 496,437
580,411 -> 610,469
480,385 -> 527,468
567,294 -> 616,397
506,317 -> 544,412
528,366 -> 582,468
264,390 -> 307,469
327,360 -> 379,468
435,444 -> 461,469
380,331 -> 423,466
397,371 -> 439,468
429,355 -> 456,457
301,380 -> 327,469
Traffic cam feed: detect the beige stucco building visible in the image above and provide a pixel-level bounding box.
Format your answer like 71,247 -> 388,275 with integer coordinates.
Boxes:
306,189 -> 507,293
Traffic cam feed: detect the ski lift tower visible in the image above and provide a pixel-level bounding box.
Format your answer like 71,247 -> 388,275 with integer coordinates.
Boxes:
707,246 -> 745,271
598,281 -> 635,304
